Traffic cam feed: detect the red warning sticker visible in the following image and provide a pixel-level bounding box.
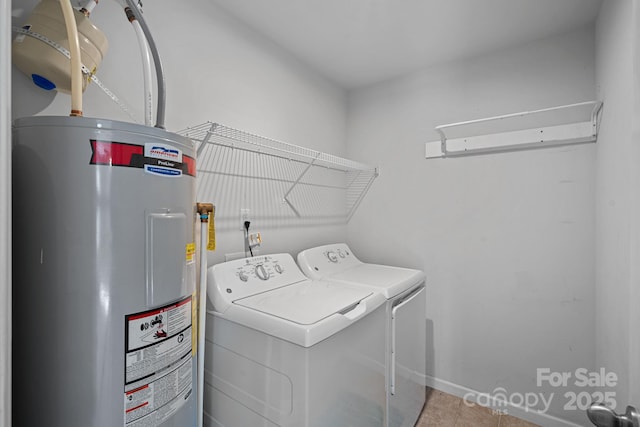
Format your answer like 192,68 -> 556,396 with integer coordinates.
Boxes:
89,140 -> 196,177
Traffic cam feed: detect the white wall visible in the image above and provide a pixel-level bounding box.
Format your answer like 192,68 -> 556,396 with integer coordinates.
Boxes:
1,0 -> 11,425
11,0 -> 349,264
346,28 -> 597,425
595,0 -> 637,411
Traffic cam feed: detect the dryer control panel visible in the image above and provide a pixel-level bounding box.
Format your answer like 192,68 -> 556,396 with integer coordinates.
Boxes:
208,253 -> 308,313
297,243 -> 363,280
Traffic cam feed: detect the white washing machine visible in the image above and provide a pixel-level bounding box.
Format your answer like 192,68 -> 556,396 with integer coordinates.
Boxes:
203,253 -> 388,427
297,244 -> 426,427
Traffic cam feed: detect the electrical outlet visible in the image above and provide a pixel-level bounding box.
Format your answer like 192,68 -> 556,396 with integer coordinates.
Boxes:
240,208 -> 250,230
248,232 -> 262,248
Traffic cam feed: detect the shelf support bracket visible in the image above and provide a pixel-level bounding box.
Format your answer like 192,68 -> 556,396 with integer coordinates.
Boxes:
283,152 -> 321,217
196,122 -> 218,158
346,167 -> 379,222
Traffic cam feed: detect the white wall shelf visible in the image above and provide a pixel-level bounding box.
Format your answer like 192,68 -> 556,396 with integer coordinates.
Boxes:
179,122 -> 378,229
425,101 -> 603,158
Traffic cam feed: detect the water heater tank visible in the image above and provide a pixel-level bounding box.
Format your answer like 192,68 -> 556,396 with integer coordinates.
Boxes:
12,116 -> 198,427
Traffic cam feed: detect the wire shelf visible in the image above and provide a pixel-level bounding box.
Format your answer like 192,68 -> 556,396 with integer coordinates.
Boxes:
179,122 -> 378,229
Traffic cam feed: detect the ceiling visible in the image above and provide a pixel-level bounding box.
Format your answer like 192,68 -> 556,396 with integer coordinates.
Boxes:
211,0 -> 603,89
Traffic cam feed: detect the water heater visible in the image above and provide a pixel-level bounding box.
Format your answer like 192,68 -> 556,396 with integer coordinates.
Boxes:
12,116 -> 198,427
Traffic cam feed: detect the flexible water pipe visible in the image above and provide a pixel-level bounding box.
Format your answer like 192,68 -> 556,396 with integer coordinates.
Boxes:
125,7 -> 153,126
59,0 -> 83,116
196,203 -> 214,427
124,0 -> 166,129
133,21 -> 153,126
198,218 -> 207,427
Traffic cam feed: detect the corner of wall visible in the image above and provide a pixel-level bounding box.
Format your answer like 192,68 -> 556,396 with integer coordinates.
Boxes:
1,0 -> 12,424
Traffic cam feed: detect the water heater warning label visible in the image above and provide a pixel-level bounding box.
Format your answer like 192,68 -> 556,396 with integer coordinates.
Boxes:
124,296 -> 193,426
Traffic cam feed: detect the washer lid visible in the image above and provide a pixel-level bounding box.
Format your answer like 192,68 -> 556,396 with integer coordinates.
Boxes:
329,264 -> 425,299
234,280 -> 372,325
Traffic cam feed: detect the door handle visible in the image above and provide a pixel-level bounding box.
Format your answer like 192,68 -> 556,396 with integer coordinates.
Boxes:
588,403 -> 640,427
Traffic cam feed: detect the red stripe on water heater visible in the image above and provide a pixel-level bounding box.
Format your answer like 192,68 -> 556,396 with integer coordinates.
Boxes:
90,140 -> 196,176
182,154 -> 196,177
90,140 -> 143,167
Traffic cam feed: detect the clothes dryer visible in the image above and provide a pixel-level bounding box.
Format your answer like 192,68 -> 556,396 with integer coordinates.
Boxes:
297,244 -> 426,427
204,253 -> 387,427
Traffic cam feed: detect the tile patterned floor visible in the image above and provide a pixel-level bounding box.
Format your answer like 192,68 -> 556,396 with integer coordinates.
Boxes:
417,388 -> 541,427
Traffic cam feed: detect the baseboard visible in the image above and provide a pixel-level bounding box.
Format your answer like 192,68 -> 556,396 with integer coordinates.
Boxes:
422,375 -> 584,427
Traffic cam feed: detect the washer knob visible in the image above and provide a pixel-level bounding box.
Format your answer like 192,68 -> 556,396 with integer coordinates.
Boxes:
327,251 -> 338,263
255,264 -> 269,280
274,264 -> 283,274
238,271 -> 249,282
338,250 -> 346,258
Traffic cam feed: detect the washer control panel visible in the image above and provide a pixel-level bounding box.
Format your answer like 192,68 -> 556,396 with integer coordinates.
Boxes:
297,243 -> 362,280
325,247 -> 351,263
234,258 -> 282,283
208,253 -> 308,313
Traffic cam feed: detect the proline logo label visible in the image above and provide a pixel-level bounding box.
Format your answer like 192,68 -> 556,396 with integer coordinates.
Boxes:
145,143 -> 183,162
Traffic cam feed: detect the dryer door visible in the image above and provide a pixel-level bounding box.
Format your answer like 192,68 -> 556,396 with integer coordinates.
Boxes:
390,285 -> 426,427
